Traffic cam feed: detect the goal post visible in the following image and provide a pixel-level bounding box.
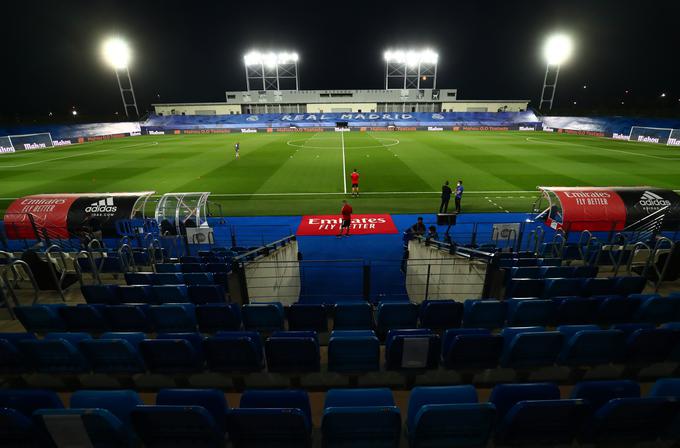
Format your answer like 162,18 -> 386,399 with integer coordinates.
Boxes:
0,132 -> 54,154
628,126 -> 673,145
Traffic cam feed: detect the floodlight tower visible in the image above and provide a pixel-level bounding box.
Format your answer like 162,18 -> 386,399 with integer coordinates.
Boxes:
102,37 -> 139,118
384,49 -> 438,90
244,51 -> 299,91
539,34 -> 573,111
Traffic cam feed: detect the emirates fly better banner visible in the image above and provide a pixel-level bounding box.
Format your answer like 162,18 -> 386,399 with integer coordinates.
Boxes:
296,214 -> 399,236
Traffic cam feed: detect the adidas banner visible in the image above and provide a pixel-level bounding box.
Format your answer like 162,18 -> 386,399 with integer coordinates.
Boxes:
3,193 -> 151,240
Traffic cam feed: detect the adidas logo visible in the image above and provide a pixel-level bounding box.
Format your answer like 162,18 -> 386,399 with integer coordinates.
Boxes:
84,197 -> 117,213
639,191 -> 671,208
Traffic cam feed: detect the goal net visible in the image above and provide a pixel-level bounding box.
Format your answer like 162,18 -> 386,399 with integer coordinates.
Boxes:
1,133 -> 54,153
628,126 -> 672,145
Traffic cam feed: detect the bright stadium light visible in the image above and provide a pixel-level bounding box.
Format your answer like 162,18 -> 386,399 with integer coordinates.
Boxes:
384,48 -> 438,89
539,33 -> 574,111
243,50 -> 299,91
543,34 -> 573,66
101,36 -> 139,118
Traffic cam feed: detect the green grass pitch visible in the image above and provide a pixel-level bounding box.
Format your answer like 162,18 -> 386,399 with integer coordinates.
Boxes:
2,130 -> 680,216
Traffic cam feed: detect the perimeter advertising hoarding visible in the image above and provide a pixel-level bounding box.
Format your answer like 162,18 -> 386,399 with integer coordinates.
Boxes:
3,193 -> 152,240
0,136 -> 14,153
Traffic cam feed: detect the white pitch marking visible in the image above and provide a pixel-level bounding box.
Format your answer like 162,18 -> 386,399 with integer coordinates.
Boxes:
341,131 -> 347,194
525,136 -> 680,161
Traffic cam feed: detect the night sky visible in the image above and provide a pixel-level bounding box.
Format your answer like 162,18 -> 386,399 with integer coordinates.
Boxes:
4,0 -> 679,122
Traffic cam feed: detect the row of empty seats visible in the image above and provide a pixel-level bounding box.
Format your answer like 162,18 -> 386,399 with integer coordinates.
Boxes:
124,271 -> 224,286
2,379 -> 680,446
506,275 -> 646,298
3,324 -> 680,377
81,284 -> 225,305
18,294 -> 680,336
507,265 -> 598,279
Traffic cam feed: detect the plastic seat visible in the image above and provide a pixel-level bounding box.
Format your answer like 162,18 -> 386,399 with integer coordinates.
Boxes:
71,389 -> 142,427
553,297 -> 598,325
0,332 -> 38,373
14,305 -> 66,333
490,383 -> 561,420
322,388 -> 400,448
511,266 -> 542,279
328,330 -> 380,373
441,329 -> 503,369
183,273 -> 214,286
649,378 -> 680,398
242,303 -> 285,332
152,285 -> 190,303
81,284 -> 119,305
187,285 -> 224,304
58,305 -> 110,333
18,333 -> 91,373
227,390 -> 312,448
152,272 -> 185,285
634,296 -> 680,324
376,302 -> 419,337
506,298 -> 555,326
0,389 -> 63,417
124,272 -> 154,285
139,334 -> 204,373
180,256 -> 202,264
204,331 -> 264,372
506,279 -> 544,298
0,408 -> 39,446
500,327 -> 563,368
610,322 -> 655,337
117,285 -> 153,304
333,302 -> 374,330
148,304 -> 197,332
288,304 -> 328,332
180,263 -> 207,273
540,266 -> 573,278
407,385 -> 494,448
557,328 -> 625,366
596,296 -> 638,324
543,278 -> 584,298
583,277 -> 617,297
570,380 -> 640,411
613,276 -> 646,296
80,337 -> 146,374
157,388 -> 228,434
625,328 -> 679,364
103,305 -> 152,332
419,300 -> 463,330
34,408 -> 137,448
196,304 -> 241,332
385,329 -> 440,370
131,405 -> 224,447
462,300 -> 506,329
155,263 -> 181,273
265,331 -> 320,373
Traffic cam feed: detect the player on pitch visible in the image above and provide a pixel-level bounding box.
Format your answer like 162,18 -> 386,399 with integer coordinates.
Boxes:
234,141 -> 240,159
350,168 -> 360,197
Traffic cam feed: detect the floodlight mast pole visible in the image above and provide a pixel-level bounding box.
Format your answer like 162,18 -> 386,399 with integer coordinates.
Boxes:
114,66 -> 139,118
539,63 -> 561,111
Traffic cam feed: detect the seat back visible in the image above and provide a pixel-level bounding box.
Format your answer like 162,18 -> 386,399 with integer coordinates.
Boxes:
148,304 -> 197,332
131,405 -> 224,447
570,380 -> 640,411
328,330 -> 380,373
333,303 -> 374,330
376,302 -> 419,336
242,303 -> 285,332
288,304 -> 327,332
462,300 -> 506,329
196,304 -> 241,332
265,332 -> 320,373
385,329 -> 440,370
489,383 -> 560,420
419,300 -> 463,330
204,332 -> 264,372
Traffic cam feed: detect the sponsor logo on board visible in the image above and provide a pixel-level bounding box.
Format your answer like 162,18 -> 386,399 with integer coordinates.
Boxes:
612,133 -> 630,140
84,197 -> 118,215
53,139 -> 72,146
24,143 -> 47,149
240,128 -> 258,133
519,126 -> 535,131
149,130 -> 166,135
667,137 -> 680,146
427,126 -> 443,131
637,136 -> 660,143
0,145 -> 15,153
638,191 -> 671,212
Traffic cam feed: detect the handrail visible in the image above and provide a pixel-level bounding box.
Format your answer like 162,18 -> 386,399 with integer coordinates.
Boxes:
625,241 -> 653,278
117,244 -> 136,273
149,239 -> 164,265
232,235 -> 297,264
550,232 -> 565,259
74,249 -> 101,286
45,245 -> 69,302
1,260 -> 40,317
87,239 -> 104,251
651,237 -> 676,292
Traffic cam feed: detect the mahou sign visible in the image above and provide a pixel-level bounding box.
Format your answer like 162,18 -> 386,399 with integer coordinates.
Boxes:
297,214 -> 399,236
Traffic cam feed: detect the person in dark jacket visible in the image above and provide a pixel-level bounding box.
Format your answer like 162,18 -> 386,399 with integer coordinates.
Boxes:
440,180 -> 452,213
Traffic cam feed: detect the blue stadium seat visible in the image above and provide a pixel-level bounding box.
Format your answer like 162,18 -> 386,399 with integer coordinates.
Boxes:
650,378 -> 680,398
18,333 -> 91,373
625,328 -> 679,364
187,284 -> 224,304
0,389 -> 63,417
180,263 -> 207,273
495,399 -> 589,445
0,332 -> 37,373
242,302 -> 285,332
184,273 -> 215,286
634,296 -> 680,324
506,298 -> 555,326
385,329 -> 440,370
152,272 -> 185,285
613,276 -> 646,296
610,322 -> 655,337
462,300 -> 506,329
441,328 -> 503,369
124,272 -> 153,285
540,266 -> 573,278
180,256 -> 202,264
537,258 -> 562,267
265,331 -> 320,373
196,304 -> 241,332
333,302 -> 374,330
322,388 -> 401,448
155,263 -> 181,273
557,327 -> 625,366
79,337 -> 145,374
58,304 -> 109,333
116,285 -> 153,304
500,327 -> 563,368
489,382 -> 561,420
103,305 -> 152,332
131,405 -> 224,447
204,331 -> 264,372
227,390 -> 312,448
148,304 -> 197,332
14,304 -> 66,333
407,385 -> 494,448
375,302 -> 419,337
570,380 -> 640,410
157,388 -> 228,434
71,389 -> 142,428
34,408 -> 136,447
328,330 -> 380,373
553,297 -> 598,325
543,278 -> 584,298
81,284 -> 119,305
596,296 -> 638,324
139,333 -> 204,373
288,304 -> 327,332
505,279 -> 544,299
510,266 -> 542,279
152,285 -> 189,303
583,277 -> 617,297
0,408 -> 39,446
419,300 -> 463,330
101,331 -> 146,347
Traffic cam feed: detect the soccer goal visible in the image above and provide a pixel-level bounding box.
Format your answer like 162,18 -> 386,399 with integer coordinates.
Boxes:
628,126 -> 673,145
4,132 -> 54,152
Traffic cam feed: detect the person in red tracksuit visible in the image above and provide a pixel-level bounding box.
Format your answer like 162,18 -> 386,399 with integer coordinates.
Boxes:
337,200 -> 353,237
351,169 -> 360,197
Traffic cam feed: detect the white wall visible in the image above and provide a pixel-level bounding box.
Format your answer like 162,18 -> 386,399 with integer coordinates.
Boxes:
441,102 -> 528,112
155,104 -> 242,115
245,241 -> 301,306
305,103 -> 378,113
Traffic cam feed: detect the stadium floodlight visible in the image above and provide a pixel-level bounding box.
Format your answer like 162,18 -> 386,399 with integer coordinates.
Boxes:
243,50 -> 299,91
539,33 -> 573,111
71,110 -> 78,116
384,48 -> 438,90
101,37 -> 139,118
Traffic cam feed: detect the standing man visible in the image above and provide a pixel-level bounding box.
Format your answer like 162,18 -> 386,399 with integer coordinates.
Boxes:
351,168 -> 360,198
455,180 -> 464,213
440,180 -> 452,213
337,199 -> 353,237
234,141 -> 240,159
